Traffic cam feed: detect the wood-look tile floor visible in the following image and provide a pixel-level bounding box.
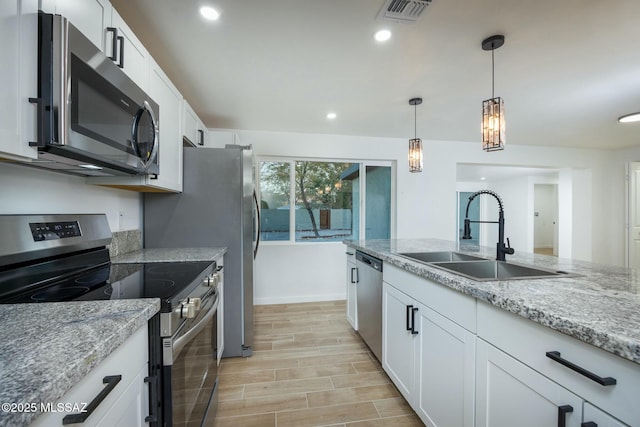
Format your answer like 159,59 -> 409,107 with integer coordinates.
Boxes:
214,300 -> 422,427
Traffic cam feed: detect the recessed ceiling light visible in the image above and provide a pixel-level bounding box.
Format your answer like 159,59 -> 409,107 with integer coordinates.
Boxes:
618,112 -> 640,123
374,30 -> 392,42
200,6 -> 220,21
326,112 -> 337,120
480,176 -> 486,180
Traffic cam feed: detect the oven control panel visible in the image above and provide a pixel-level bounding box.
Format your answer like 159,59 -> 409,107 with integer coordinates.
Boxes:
29,221 -> 82,241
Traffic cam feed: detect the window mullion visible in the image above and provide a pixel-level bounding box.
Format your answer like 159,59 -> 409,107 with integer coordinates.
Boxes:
289,160 -> 296,243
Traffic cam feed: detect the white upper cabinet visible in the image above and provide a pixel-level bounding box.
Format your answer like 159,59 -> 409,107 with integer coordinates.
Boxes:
182,100 -> 209,147
51,0 -> 111,50
107,8 -> 150,91
0,0 -> 38,161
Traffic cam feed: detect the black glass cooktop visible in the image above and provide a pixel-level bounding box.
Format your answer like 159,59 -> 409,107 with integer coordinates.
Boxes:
1,261 -> 213,310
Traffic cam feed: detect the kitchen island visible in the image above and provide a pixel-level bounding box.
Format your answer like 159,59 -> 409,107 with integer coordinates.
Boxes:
345,238 -> 640,427
0,299 -> 159,427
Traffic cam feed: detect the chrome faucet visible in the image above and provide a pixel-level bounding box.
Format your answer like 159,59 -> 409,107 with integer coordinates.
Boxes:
462,190 -> 515,261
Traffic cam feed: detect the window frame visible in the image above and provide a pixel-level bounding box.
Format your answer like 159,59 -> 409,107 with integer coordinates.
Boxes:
256,156 -> 396,245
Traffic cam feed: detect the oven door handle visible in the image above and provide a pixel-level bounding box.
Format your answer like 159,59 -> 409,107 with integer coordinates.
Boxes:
172,297 -> 219,360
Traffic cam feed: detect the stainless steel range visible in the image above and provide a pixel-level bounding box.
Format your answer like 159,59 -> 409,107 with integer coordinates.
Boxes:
0,214 -> 220,427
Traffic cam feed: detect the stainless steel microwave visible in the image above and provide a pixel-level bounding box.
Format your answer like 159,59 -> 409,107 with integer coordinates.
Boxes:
30,12 -> 159,177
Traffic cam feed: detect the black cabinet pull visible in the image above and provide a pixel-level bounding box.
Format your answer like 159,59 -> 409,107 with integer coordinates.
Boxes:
350,267 -> 358,284
546,351 -> 617,386
28,97 -> 45,147
406,305 -> 413,331
557,405 -> 573,427
62,375 -> 122,425
198,129 -> 204,145
581,423 -> 598,427
411,307 -> 419,335
345,251 -> 354,255
117,35 -> 124,68
106,27 -> 118,61
144,375 -> 158,423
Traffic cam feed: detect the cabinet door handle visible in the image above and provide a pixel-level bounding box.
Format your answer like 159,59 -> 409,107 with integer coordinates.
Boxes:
557,405 -> 573,427
144,375 -> 158,423
28,97 -> 45,147
351,267 -> 358,284
581,423 -> 598,427
411,307 -> 419,335
198,129 -> 204,146
345,251 -> 354,255
62,375 -> 122,425
546,351 -> 617,386
406,305 -> 413,331
106,27 -> 118,61
117,35 -> 124,68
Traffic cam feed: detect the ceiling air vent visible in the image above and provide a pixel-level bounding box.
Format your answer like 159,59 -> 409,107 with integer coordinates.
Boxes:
376,0 -> 433,24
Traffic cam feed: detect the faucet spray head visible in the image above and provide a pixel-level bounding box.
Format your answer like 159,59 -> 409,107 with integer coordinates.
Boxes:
462,218 -> 472,239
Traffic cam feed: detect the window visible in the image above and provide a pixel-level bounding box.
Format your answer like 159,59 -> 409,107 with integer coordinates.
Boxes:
258,158 -> 394,243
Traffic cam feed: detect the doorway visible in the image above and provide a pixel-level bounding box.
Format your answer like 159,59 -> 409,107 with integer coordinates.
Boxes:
533,184 -> 558,256
457,191 -> 480,247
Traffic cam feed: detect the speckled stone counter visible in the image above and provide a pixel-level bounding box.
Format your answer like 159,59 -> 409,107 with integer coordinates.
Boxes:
0,299 -> 159,427
110,247 -> 226,264
345,239 -> 640,365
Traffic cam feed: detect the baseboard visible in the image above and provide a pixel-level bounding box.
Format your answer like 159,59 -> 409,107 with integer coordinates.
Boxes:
255,293 -> 346,305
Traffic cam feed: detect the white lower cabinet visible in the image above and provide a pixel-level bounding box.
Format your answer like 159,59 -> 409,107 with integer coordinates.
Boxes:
382,281 -> 475,427
345,250 -> 357,330
583,403 -> 629,427
476,338 -> 583,427
31,326 -> 150,427
374,260 -> 638,427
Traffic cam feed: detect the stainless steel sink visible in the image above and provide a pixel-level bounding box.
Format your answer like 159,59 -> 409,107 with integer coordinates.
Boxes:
430,260 -> 576,281
399,251 -> 487,263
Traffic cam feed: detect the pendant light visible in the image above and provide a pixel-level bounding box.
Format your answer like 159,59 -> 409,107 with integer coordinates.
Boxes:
481,35 -> 505,151
408,97 -> 423,173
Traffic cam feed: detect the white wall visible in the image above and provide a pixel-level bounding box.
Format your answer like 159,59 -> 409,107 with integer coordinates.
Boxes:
0,163 -> 141,231
218,128 -> 620,304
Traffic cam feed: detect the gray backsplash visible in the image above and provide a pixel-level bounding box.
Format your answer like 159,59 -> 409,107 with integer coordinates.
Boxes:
108,229 -> 142,258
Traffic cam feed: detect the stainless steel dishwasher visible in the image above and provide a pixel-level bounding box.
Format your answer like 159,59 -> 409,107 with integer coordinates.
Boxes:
355,251 -> 383,361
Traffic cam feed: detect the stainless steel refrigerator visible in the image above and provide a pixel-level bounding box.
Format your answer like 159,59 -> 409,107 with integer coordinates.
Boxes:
144,145 -> 257,357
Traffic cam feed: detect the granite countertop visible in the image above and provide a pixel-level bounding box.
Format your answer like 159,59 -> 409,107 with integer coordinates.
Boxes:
0,299 -> 159,427
345,239 -> 640,365
110,247 -> 227,264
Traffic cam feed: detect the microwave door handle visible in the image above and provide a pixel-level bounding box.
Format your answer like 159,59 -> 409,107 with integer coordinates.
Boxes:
132,101 -> 159,171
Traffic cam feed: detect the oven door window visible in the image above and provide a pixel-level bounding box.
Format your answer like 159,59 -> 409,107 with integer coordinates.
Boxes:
69,54 -> 148,168
171,298 -> 218,426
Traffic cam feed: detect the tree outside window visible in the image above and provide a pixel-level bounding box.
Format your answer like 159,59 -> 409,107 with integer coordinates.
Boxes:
259,161 -> 355,242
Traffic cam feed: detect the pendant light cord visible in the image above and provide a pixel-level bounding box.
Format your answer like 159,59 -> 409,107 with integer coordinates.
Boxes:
491,46 -> 495,99
414,103 -> 417,138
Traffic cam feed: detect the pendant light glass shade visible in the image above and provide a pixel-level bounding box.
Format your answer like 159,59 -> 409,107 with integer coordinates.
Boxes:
408,97 -> 423,172
482,96 -> 505,151
409,138 -> 423,172
481,35 -> 505,152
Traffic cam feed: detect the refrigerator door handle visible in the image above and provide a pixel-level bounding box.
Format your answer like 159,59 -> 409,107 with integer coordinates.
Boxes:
253,190 -> 261,259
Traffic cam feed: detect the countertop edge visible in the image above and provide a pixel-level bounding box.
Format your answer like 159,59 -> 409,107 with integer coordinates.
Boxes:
345,241 -> 640,365
110,247 -> 227,264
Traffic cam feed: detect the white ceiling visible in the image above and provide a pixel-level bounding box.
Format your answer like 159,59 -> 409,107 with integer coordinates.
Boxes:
110,0 -> 640,149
